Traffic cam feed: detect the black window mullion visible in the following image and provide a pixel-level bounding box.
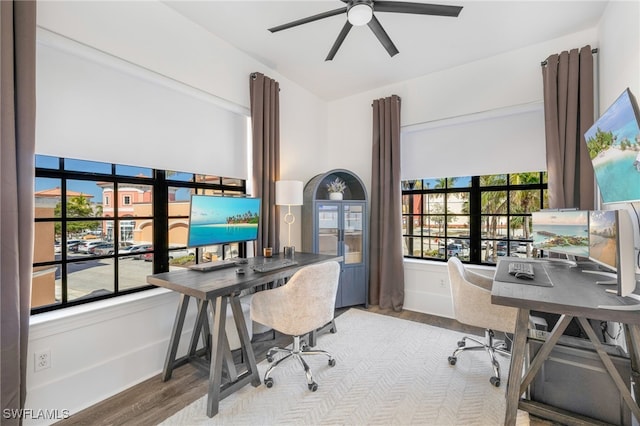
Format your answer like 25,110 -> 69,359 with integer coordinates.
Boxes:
153,170 -> 169,275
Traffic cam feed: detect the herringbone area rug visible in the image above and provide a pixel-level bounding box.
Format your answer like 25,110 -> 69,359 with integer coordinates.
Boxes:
161,308 -> 529,425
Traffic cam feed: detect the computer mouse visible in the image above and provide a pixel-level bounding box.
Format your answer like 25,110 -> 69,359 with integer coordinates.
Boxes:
515,272 -> 533,280
235,268 -> 245,274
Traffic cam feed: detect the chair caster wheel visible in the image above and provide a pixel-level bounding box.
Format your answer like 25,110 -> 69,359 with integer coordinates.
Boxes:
457,340 -> 465,348
328,358 -> 336,367
448,356 -> 457,366
265,378 -> 274,388
267,355 -> 274,363
308,382 -> 318,392
490,376 -> 500,387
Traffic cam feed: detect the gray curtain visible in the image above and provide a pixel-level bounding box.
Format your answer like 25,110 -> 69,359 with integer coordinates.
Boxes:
542,45 -> 595,210
249,72 -> 280,254
370,95 -> 404,310
1,1 -> 37,422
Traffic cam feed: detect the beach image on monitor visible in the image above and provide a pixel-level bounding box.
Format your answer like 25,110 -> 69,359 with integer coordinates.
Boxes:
588,210 -> 617,270
584,89 -> 640,204
531,210 -> 589,257
187,196 -> 260,247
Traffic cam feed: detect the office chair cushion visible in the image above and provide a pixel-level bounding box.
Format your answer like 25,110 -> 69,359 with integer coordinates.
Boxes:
250,261 -> 340,337
448,257 -> 517,334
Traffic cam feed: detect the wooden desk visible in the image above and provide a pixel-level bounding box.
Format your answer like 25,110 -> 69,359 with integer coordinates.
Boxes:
491,258 -> 640,426
147,252 -> 341,418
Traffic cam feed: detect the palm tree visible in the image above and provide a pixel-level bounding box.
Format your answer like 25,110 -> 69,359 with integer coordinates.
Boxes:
480,175 -> 507,261
510,172 -> 542,243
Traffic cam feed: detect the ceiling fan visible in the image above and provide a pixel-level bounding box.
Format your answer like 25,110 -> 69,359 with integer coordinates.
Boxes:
268,0 -> 463,61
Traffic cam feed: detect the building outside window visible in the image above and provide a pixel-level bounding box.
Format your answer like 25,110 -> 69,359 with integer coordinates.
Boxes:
32,155 -> 247,314
402,172 -> 548,265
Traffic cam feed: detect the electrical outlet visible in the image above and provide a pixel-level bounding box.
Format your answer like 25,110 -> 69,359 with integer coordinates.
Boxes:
439,279 -> 446,287
34,349 -> 51,371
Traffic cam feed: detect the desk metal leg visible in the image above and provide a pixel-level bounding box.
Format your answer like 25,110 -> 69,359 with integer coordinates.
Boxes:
162,294 -> 191,382
504,308 -> 530,426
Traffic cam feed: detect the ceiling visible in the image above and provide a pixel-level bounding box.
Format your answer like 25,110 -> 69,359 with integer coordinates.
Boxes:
164,0 -> 608,101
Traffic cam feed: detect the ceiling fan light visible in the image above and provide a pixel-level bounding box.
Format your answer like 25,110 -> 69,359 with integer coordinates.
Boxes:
347,4 -> 373,26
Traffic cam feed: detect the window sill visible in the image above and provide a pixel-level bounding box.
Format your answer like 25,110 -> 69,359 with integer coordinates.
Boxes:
29,288 -> 176,340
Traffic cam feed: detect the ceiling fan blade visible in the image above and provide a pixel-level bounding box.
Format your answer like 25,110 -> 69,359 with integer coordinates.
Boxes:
269,7 -> 347,33
374,1 -> 463,17
326,21 -> 353,61
367,15 -> 399,57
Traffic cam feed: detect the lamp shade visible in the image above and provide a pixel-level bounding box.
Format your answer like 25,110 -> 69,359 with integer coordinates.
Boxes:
276,180 -> 304,206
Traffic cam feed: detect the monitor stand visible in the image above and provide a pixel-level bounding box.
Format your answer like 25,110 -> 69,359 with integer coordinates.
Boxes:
543,254 -> 578,268
597,282 -> 640,311
582,270 -> 617,286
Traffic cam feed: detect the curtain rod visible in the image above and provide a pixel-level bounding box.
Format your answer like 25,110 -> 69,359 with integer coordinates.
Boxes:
540,48 -> 598,66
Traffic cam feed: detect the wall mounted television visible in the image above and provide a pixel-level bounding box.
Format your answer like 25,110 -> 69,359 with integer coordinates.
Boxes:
532,210 -> 589,259
587,209 -> 637,298
186,195 -> 261,248
584,88 -> 640,204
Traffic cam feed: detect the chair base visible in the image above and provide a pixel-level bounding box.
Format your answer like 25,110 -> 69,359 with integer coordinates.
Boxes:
447,329 -> 510,387
264,335 -> 336,391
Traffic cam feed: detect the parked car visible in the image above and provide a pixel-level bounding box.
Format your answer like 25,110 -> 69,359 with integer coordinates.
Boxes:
439,243 -> 469,257
142,248 -> 195,262
119,244 -> 153,259
77,240 -> 104,254
90,243 -> 115,256
66,239 -> 83,252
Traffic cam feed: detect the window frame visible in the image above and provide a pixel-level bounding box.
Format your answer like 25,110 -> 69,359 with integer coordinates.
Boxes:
32,156 -> 247,315
402,172 -> 547,265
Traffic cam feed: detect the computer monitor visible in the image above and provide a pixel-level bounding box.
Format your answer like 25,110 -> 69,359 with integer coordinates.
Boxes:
532,210 -> 589,258
584,88 -> 640,204
587,209 -> 637,298
186,195 -> 261,248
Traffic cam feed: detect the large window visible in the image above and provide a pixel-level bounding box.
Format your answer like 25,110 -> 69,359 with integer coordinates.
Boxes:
32,155 -> 247,314
402,172 -> 548,264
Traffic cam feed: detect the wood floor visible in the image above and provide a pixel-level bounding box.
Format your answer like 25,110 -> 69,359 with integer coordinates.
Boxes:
54,306 -> 552,425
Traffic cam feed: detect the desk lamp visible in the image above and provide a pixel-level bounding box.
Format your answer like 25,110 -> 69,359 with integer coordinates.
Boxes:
275,180 -> 303,258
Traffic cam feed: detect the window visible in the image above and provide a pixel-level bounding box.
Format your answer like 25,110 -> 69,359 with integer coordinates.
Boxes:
32,155 -> 247,314
402,172 -> 548,264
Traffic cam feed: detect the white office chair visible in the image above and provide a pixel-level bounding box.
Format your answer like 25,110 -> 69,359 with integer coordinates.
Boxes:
446,257 -> 518,387
250,261 -> 340,391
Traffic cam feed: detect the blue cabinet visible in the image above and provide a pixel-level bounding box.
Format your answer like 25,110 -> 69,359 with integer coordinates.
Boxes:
302,170 -> 368,308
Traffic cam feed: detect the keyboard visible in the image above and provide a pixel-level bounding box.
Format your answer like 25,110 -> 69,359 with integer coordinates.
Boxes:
252,259 -> 298,273
189,259 -> 238,272
508,262 -> 535,279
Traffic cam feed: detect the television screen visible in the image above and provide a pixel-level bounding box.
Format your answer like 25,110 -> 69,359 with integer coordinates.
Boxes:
186,195 -> 261,248
532,210 -> 589,258
588,209 -> 637,297
584,88 -> 640,204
